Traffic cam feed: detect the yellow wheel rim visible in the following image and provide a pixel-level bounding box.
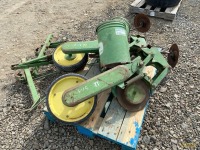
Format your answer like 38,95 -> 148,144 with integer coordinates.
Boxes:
53,45 -> 85,66
47,75 -> 95,123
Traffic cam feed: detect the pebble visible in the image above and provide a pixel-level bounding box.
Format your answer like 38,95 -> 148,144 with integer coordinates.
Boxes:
165,102 -> 171,108
143,136 -> 151,144
3,108 -> 7,113
89,140 -> 94,146
63,37 -> 67,40
172,144 -> 177,150
171,139 -> 178,144
160,87 -> 167,93
170,130 -> 174,135
33,142 -> 40,149
181,123 -> 189,129
95,0 -> 101,3
44,118 -> 50,130
174,94 -> 179,99
74,146 -> 79,150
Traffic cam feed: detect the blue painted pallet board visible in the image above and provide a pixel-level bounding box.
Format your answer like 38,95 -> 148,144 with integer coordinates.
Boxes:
44,98 -> 147,150
43,59 -> 148,150
76,98 -> 147,150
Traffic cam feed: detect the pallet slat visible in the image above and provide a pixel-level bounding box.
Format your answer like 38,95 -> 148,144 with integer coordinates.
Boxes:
131,0 -> 143,7
137,0 -> 146,7
154,7 -> 161,12
98,98 -> 126,140
130,0 -> 183,20
81,90 -> 111,131
117,108 -> 146,149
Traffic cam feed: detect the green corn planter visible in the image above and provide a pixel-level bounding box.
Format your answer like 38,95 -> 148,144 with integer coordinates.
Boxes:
96,18 -> 131,69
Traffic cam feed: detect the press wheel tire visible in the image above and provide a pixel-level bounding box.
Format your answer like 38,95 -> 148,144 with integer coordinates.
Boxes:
116,80 -> 150,112
46,73 -> 97,124
145,0 -> 181,8
53,45 -> 88,72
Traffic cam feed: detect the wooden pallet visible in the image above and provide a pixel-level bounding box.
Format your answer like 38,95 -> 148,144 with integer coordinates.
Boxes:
130,0 -> 183,20
44,59 -> 147,150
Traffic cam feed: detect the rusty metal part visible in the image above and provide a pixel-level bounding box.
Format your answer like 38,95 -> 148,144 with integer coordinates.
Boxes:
125,74 -> 143,86
168,44 -> 179,68
133,14 -> 151,33
116,80 -> 150,112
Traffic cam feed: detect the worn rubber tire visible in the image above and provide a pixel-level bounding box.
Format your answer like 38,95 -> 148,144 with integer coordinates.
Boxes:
46,73 -> 97,124
145,0 -> 181,7
52,49 -> 88,72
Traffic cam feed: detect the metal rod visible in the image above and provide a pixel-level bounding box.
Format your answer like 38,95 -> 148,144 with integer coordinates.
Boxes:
38,34 -> 53,57
33,34 -> 53,75
22,59 -> 40,104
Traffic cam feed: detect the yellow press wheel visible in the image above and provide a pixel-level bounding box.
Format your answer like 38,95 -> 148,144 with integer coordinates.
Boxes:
46,73 -> 97,124
53,45 -> 88,72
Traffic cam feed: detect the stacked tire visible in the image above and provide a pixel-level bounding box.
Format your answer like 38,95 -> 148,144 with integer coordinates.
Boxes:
145,0 -> 181,8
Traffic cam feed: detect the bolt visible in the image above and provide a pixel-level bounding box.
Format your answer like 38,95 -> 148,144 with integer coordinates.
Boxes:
139,61 -> 144,66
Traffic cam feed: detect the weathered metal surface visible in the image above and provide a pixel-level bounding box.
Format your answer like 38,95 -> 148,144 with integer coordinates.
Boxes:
62,40 -> 99,54
133,14 -> 151,33
129,36 -> 147,48
96,18 -> 131,68
116,79 -> 150,112
62,65 -> 132,106
38,34 -> 53,57
12,16 -> 177,115
168,43 -> 179,68
141,47 -> 169,67
22,58 -> 40,104
11,34 -> 65,111
152,67 -> 169,88
11,55 -> 53,70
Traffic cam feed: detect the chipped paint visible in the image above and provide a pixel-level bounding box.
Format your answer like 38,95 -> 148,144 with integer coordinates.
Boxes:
129,121 -> 141,148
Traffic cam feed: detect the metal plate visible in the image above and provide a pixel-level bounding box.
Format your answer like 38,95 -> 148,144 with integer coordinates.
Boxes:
116,80 -> 150,112
168,44 -> 179,68
133,14 -> 151,33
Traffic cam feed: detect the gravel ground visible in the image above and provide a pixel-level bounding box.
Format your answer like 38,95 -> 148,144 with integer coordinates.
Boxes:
0,0 -> 199,150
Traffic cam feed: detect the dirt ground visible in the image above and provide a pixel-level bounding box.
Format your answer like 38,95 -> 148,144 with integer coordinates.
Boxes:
0,0 -> 199,150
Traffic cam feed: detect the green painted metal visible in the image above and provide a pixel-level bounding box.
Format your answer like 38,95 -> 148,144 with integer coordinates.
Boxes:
49,41 -> 67,48
142,47 -> 169,67
11,34 -> 66,111
11,55 -> 53,70
63,65 -> 132,106
63,57 -> 142,106
112,17 -> 130,34
65,54 -> 76,60
38,34 -> 53,57
125,83 -> 146,104
152,67 -> 169,88
22,58 -> 40,104
96,18 -> 131,68
62,40 -> 99,54
129,36 -> 147,48
33,34 -> 53,75
12,17 -> 173,112
62,36 -> 171,107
